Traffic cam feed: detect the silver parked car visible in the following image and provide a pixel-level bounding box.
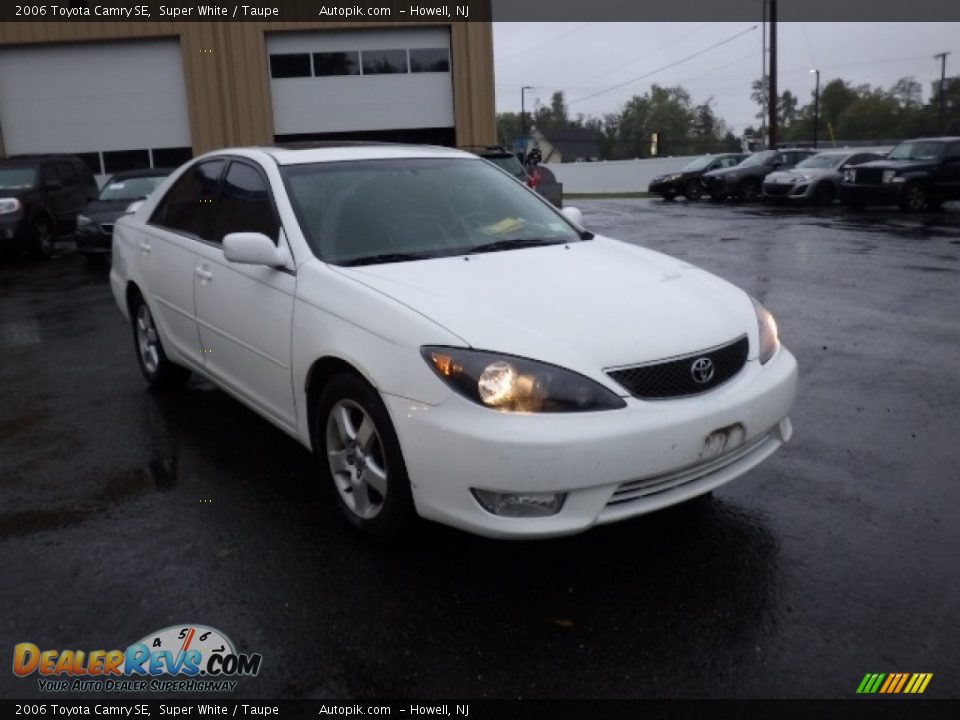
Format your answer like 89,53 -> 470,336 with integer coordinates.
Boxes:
762,148 -> 890,205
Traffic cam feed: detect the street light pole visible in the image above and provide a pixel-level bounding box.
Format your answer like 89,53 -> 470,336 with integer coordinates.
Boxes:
934,52 -> 950,132
810,68 -> 820,149
521,86 -> 534,157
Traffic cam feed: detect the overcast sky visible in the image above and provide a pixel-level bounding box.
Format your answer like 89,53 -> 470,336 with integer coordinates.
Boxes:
493,23 -> 960,133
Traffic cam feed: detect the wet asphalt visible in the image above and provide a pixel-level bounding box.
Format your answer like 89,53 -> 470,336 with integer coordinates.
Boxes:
1,198 -> 959,700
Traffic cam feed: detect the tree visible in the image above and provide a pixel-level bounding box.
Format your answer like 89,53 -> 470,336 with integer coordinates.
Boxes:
495,111 -> 521,149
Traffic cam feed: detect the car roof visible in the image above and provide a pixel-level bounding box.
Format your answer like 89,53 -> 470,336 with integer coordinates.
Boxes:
252,142 -> 474,166
105,167 -> 174,179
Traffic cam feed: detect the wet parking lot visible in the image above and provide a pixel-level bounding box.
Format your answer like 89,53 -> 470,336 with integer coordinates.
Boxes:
1,199 -> 959,700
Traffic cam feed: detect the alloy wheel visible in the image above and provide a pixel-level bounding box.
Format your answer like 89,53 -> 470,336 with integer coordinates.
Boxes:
135,303 -> 160,375
325,399 -> 388,520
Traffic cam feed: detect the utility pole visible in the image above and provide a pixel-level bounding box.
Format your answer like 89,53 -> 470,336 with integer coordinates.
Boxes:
521,86 -> 534,157
810,68 -> 821,148
768,0 -> 778,148
934,52 -> 950,132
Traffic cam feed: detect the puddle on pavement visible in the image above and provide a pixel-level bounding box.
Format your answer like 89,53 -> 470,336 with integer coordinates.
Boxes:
0,456 -> 178,539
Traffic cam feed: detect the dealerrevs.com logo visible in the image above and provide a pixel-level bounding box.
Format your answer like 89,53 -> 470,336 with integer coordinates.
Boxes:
13,625 -> 262,693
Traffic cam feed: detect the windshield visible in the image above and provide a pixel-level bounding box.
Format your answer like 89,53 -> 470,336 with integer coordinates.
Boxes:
796,154 -> 846,169
282,158 -> 581,266
484,155 -> 526,180
888,141 -> 946,161
0,167 -> 37,190
681,155 -> 715,172
740,151 -> 778,168
98,175 -> 167,201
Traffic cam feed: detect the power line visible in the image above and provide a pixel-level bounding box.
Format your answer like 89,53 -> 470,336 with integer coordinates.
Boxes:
497,23 -> 592,62
567,25 -> 758,107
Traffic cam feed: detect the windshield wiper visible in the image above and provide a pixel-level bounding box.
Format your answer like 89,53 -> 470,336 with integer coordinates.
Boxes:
340,252 -> 436,267
464,237 -> 569,254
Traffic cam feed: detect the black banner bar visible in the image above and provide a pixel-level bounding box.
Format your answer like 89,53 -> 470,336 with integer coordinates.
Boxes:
1,699 -> 958,719
2,0 -> 960,23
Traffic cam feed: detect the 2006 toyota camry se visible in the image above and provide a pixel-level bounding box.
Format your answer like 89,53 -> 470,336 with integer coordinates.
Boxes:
110,144 -> 797,539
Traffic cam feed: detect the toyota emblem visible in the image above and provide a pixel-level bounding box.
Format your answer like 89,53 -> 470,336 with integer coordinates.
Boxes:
690,357 -> 715,384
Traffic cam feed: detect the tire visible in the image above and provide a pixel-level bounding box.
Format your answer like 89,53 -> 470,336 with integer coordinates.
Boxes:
30,216 -> 55,259
899,184 -> 927,212
813,182 -> 836,206
737,179 -> 760,202
708,193 -> 724,204
659,192 -> 675,202
130,293 -> 190,389
684,179 -> 703,201
313,372 -> 416,538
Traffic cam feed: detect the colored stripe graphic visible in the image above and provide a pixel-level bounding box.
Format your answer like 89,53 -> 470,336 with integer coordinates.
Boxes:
857,673 -> 932,694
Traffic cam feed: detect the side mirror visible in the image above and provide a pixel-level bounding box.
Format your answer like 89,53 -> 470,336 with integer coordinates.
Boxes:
124,200 -> 144,215
223,232 -> 289,268
561,206 -> 584,228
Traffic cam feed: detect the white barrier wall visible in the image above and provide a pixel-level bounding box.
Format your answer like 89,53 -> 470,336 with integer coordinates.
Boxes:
547,156 -> 701,194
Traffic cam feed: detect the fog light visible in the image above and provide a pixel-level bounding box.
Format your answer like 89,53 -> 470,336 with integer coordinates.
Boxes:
471,489 -> 566,517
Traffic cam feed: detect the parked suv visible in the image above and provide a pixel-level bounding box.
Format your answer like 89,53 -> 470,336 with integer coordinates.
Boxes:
840,137 -> 960,211
701,149 -> 816,202
0,155 -> 98,258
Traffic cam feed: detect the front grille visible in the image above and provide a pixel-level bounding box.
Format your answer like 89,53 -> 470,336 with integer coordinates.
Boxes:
762,183 -> 793,197
853,168 -> 883,185
607,432 -> 773,505
606,335 -> 749,400
99,223 -> 114,235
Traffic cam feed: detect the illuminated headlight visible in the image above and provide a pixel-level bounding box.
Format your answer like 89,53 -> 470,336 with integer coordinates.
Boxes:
76,214 -> 93,226
750,296 -> 780,364
0,197 -> 22,215
423,347 -> 626,413
882,170 -> 898,184
471,489 -> 566,517
843,169 -> 856,183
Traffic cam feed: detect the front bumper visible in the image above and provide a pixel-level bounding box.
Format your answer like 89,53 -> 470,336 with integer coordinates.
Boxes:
840,183 -> 900,206
762,180 -> 814,200
649,179 -> 682,195
386,347 -> 798,538
75,224 -> 112,253
0,214 -> 27,243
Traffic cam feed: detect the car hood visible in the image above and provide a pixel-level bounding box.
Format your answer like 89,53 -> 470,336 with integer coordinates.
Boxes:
853,159 -> 934,172
332,237 -> 756,376
82,198 -> 134,222
703,165 -> 764,180
767,167 -> 833,182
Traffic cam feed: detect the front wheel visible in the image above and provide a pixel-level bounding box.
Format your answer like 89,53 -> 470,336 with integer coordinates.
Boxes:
130,294 -> 190,389
899,184 -> 927,212
737,179 -> 760,202
314,373 -> 416,538
30,216 -> 55,259
684,180 -> 703,201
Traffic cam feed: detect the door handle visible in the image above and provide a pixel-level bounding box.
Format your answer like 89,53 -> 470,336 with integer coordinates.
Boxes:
195,268 -> 213,281
138,242 -> 151,254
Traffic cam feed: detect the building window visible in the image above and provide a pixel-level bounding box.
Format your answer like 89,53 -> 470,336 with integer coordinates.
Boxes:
361,49 -> 408,75
409,48 -> 450,73
270,53 -> 311,79
152,147 -> 193,169
313,51 -> 360,76
103,149 -> 150,173
74,152 -> 103,176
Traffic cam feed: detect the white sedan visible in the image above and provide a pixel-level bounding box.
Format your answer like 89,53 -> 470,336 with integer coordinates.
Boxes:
110,144 -> 797,539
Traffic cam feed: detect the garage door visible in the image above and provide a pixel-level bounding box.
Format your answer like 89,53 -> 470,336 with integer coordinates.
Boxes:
267,28 -> 455,146
0,39 -> 192,176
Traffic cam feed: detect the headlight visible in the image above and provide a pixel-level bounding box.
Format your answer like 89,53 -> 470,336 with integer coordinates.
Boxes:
422,346 -> 626,413
664,173 -> 682,182
750,296 -> 780,364
0,197 -> 22,215
843,169 -> 855,183
882,170 -> 897,184
76,214 -> 93,226
798,173 -> 817,182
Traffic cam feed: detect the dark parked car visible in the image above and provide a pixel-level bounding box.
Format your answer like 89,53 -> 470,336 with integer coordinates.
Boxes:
701,149 -> 816,202
75,168 -> 172,260
840,137 -> 960,211
648,153 -> 746,201
762,149 -> 887,205
465,145 -> 563,207
0,154 -> 98,258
